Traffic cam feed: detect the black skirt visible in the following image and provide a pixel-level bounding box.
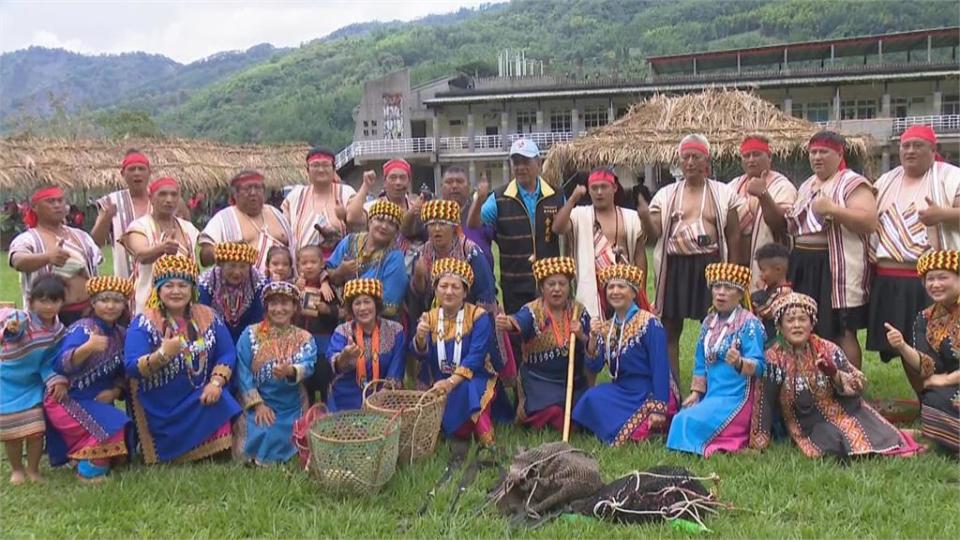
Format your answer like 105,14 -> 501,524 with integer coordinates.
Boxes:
660,252 -> 720,322
866,272 -> 931,362
788,246 -> 867,340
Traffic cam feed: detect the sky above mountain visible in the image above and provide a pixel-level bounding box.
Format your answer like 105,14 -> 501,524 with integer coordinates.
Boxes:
0,0 -> 489,63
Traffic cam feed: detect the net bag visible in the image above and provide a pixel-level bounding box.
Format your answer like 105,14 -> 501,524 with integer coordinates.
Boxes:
362,379 -> 446,466
570,466 -> 728,528
306,410 -> 401,496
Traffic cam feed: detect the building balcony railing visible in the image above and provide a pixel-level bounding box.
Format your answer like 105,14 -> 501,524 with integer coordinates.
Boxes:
650,61 -> 959,85
893,114 -> 960,134
337,131 -> 578,166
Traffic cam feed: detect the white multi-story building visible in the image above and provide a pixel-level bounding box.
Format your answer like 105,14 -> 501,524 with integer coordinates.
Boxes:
337,26 -> 959,190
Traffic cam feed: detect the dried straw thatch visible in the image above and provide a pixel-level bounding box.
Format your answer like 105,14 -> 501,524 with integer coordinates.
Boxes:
542,89 -> 871,181
0,137 -> 312,192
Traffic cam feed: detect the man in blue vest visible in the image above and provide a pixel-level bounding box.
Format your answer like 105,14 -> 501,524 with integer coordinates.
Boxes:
468,138 -> 564,314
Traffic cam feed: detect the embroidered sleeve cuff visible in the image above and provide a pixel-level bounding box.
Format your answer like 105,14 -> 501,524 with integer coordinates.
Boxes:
740,359 -> 758,377
212,365 -> 233,383
242,389 -> 263,410
918,353 -> 936,380
137,354 -> 158,378
412,338 -> 429,356
454,366 -> 474,380
691,375 -> 707,394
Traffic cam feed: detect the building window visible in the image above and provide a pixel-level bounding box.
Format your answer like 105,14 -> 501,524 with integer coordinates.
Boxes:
449,119 -> 464,127
841,100 -> 857,120
841,99 -> 877,120
363,120 -> 369,127
371,120 -> 377,127
806,102 -> 830,123
363,129 -> 369,136
942,95 -> 960,115
516,111 -> 537,133
371,129 -> 377,136
892,97 -> 909,118
550,110 -> 572,133
583,107 -> 608,129
616,107 -> 629,119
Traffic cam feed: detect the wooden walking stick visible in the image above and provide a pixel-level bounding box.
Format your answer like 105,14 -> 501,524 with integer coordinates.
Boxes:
562,332 -> 576,442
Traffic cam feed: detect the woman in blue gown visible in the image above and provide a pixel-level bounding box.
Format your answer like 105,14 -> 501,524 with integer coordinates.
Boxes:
124,255 -> 242,464
667,263 -> 766,456
326,278 -> 406,412
45,276 -> 134,481
573,264 -> 678,446
496,257 -> 593,431
198,242 -> 267,343
327,200 -> 409,321
412,258 -> 513,446
236,281 -> 316,465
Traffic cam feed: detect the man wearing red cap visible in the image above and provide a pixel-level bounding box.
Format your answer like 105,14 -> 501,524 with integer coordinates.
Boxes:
91,149 -> 153,279
868,125 -> 960,390
786,130 -> 878,368
552,167 -> 646,318
121,177 -> 201,313
637,134 -> 743,379
198,170 -> 294,273
729,134 -> 797,290
282,147 -> 357,259
9,186 -> 102,324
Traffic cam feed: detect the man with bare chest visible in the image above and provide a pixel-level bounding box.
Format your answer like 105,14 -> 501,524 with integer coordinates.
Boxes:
638,135 -> 743,379
199,170 -> 294,274
868,125 -> 960,390
9,186 -> 103,325
553,167 -> 646,318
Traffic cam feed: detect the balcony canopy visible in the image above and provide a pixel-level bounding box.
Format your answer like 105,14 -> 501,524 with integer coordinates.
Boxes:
649,27 -> 960,75
542,89 -> 869,181
0,137 -> 312,192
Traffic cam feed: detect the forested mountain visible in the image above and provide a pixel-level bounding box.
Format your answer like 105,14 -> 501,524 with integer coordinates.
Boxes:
2,0 -> 956,147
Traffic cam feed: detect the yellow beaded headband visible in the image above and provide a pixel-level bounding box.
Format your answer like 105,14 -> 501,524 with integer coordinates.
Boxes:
367,199 -> 404,227
598,264 -> 644,292
917,250 -> 960,277
214,242 -> 258,265
87,276 -> 134,299
343,278 -> 383,305
431,257 -> 474,288
533,257 -> 576,283
421,199 -> 461,226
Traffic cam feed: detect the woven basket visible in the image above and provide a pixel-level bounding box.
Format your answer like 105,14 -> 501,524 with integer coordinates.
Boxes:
363,379 -> 446,466
307,410 -> 401,496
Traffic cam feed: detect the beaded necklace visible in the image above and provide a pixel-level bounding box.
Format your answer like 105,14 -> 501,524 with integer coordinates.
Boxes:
353,321 -> 381,386
436,307 -> 465,369
167,316 -> 210,389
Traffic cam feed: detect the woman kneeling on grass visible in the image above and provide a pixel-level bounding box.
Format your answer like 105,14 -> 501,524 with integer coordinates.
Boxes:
573,264 -> 678,446
496,257 -> 594,431
413,258 -> 513,446
667,263 -> 766,456
884,250 -> 959,456
326,278 -> 406,412
45,276 -> 135,482
236,281 -> 316,465
753,291 -> 922,458
124,255 -> 241,464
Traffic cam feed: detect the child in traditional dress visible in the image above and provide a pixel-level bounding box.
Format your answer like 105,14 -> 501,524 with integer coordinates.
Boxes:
266,245 -> 295,283
751,243 -> 793,342
0,273 -> 68,484
295,245 -> 337,404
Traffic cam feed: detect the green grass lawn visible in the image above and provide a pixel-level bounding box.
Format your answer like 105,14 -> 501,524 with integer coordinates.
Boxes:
1,249 -> 957,538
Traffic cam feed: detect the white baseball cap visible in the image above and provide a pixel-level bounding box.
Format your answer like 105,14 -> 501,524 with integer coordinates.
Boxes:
509,138 -> 540,158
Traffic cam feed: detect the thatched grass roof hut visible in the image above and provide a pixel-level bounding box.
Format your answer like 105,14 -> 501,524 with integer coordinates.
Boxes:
542,89 -> 871,182
0,137 -> 311,193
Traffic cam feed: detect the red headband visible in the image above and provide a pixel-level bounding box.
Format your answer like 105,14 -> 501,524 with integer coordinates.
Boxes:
740,138 -> 771,156
588,169 -> 617,186
901,125 -> 937,146
383,159 -> 412,177
121,153 -> 150,171
24,187 -> 64,228
679,140 -> 709,157
809,138 -> 846,171
231,171 -> 264,186
31,186 -> 64,205
307,153 -> 334,165
149,177 -> 179,196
